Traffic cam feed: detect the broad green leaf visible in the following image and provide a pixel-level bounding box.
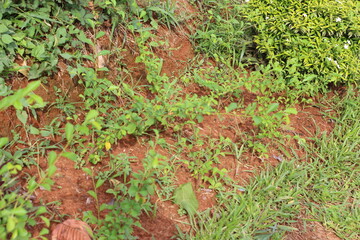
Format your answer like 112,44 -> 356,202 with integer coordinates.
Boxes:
87,190 -> 97,200
173,182 -> 199,216
284,108 -> 298,115
266,103 -> 279,114
65,123 -> 74,142
253,116 -> 263,125
95,179 -> 105,189
86,19 -> 95,28
0,81 -> 41,110
60,52 -> 73,60
40,216 -> 50,227
13,100 -> 23,110
12,32 -> 26,41
225,102 -> 238,113
16,110 -> 28,125
29,125 -> 40,135
78,125 -> 89,135
40,130 -> 51,137
95,31 -> 106,39
47,165 -> 57,177
152,156 -> 159,168
27,177 -> 38,192
1,34 -> 13,44
0,137 -> 9,148
31,44 -> 46,60
82,167 -> 92,176
35,206 -> 47,216
84,110 -> 98,125
61,152 -> 78,162
0,24 -> 9,33
40,183 -> 51,191
39,228 -> 49,236
126,123 -> 137,134
28,94 -> 45,107
77,31 -> 94,46
48,151 -> 57,166
91,121 -> 102,130
6,216 -> 16,232
11,207 -> 27,216
97,50 -> 111,56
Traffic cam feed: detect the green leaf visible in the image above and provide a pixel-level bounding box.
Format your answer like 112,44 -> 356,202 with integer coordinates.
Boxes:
11,207 -> 27,216
60,52 -> 73,60
40,130 -> 51,137
173,182 -> 199,216
13,100 -> 23,110
29,125 -> 40,135
39,228 -> 49,236
61,152 -> 78,162
65,123 -> 74,142
48,151 -> 57,166
31,44 -> 46,60
40,183 -> 51,191
82,167 -> 92,176
12,32 -> 26,41
87,190 -> 97,200
86,19 -> 95,29
97,50 -> 111,56
47,165 -> 57,177
95,179 -> 105,189
84,110 -> 98,125
27,177 -> 38,192
0,137 -> 9,148
126,123 -> 137,134
1,34 -> 13,44
40,216 -> 50,227
77,31 -> 94,46
284,108 -> 298,115
0,81 -> 42,110
6,216 -> 16,232
16,110 -> 28,125
266,103 -> 279,114
35,206 -> 47,216
95,31 -> 106,39
91,121 -> 102,130
0,24 -> 9,33
253,116 -> 263,125
225,102 -> 238,113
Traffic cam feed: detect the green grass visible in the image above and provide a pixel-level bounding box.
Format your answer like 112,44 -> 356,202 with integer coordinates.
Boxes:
180,89 -> 359,239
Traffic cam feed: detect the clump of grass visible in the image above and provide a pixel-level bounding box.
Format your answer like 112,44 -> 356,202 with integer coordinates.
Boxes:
182,88 -> 359,239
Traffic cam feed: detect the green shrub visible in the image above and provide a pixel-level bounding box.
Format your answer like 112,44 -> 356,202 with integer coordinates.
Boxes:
243,0 -> 360,92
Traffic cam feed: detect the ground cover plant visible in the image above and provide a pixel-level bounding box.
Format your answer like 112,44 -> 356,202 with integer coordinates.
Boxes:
0,0 -> 359,239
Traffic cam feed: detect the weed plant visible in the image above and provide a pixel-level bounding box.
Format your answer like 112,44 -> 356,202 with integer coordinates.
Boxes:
191,0 -> 256,66
184,89 -> 359,239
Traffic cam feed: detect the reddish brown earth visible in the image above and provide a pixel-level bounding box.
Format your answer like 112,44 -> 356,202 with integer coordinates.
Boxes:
0,1 -> 342,240
286,220 -> 341,240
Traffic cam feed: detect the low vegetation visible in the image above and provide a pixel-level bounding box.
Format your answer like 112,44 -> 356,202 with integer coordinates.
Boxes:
0,0 -> 358,239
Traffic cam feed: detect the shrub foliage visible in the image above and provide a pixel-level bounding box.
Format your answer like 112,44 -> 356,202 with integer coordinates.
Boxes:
243,0 -> 360,92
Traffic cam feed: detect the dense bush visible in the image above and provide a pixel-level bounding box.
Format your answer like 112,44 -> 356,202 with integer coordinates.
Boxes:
243,0 -> 360,92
